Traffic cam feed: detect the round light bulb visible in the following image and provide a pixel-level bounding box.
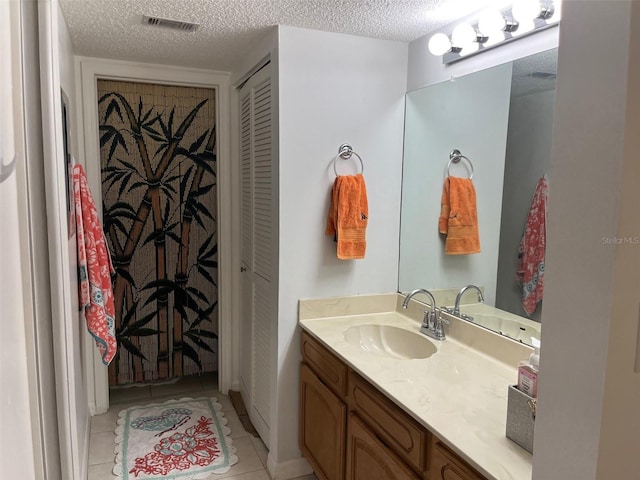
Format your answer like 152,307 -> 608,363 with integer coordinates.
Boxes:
512,0 -> 542,22
460,42 -> 480,57
428,33 -> 452,56
478,10 -> 506,37
451,23 -> 477,49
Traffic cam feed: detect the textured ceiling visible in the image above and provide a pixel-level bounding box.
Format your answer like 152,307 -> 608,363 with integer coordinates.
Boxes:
58,0 -> 501,71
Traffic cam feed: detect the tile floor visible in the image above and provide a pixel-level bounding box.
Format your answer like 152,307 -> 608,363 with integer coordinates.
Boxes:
88,373 -> 317,480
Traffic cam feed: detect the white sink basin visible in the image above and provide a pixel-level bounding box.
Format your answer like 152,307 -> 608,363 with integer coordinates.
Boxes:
469,314 -> 541,345
343,324 -> 437,360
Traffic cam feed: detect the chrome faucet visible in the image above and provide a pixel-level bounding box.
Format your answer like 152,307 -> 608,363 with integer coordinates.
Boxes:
402,289 -> 447,341
453,285 -> 484,316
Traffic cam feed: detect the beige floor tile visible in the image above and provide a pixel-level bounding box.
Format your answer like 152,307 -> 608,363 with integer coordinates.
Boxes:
292,475 -> 318,480
109,385 -> 151,405
249,435 -> 268,468
223,470 -> 271,480
88,431 -> 116,466
200,371 -> 219,389
210,391 -> 234,411
214,436 -> 264,478
87,412 -> 268,479
89,376 -> 242,477
224,408 -> 249,438
150,374 -> 203,398
91,409 -> 119,434
87,462 -> 116,480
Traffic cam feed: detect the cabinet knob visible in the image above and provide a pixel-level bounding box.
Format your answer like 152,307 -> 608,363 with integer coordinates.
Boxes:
240,266 -> 247,272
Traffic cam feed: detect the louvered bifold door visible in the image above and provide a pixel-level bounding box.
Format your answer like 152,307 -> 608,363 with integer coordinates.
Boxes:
238,64 -> 274,447
239,85 -> 253,414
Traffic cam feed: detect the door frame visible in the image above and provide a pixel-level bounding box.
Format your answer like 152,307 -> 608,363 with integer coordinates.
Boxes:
76,57 -> 233,414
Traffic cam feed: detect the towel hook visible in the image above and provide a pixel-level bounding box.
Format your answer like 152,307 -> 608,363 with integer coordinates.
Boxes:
446,149 -> 474,179
333,143 -> 364,177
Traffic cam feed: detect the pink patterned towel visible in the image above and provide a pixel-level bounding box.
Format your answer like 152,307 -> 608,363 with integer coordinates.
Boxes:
516,175 -> 548,315
73,163 -> 117,365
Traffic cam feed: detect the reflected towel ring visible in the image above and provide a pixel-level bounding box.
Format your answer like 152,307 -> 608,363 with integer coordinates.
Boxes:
446,149 -> 474,179
333,143 -> 364,177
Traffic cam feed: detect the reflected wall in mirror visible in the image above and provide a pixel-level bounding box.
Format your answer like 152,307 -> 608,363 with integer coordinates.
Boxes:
399,48 -> 557,338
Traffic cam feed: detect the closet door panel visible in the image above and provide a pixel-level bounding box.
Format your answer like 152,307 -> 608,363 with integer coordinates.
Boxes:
238,64 -> 274,446
239,87 -> 253,407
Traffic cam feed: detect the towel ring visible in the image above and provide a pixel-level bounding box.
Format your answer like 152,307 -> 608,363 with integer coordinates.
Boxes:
446,149 -> 474,179
333,143 -> 364,177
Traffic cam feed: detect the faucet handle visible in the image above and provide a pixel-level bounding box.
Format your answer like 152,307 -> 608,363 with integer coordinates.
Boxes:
434,309 -> 448,324
431,309 -> 448,340
429,308 -> 443,328
421,309 -> 431,327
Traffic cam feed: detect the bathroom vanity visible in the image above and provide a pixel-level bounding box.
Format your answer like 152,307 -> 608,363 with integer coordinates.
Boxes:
298,294 -> 534,480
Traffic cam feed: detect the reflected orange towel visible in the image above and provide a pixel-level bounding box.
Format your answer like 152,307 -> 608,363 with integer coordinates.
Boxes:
439,177 -> 480,255
326,174 -> 368,259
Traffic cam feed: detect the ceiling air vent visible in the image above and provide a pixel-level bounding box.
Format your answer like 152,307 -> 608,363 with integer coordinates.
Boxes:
142,15 -> 200,32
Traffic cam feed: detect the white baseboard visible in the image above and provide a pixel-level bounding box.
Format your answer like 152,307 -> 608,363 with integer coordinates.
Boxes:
79,415 -> 91,480
230,379 -> 241,391
266,455 -> 313,480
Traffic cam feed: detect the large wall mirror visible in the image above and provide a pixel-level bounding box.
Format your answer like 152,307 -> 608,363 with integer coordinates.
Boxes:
398,48 -> 557,343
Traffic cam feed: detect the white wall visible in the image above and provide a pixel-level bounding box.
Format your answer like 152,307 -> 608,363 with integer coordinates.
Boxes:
31,0 -> 91,477
598,3 -> 640,472
273,25 -> 408,475
398,62 -> 513,306
0,1 -> 38,478
533,1 -> 640,478
56,1 -> 90,476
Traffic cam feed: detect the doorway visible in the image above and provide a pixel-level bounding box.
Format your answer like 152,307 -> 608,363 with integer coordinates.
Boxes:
97,79 -> 218,387
78,59 -> 233,415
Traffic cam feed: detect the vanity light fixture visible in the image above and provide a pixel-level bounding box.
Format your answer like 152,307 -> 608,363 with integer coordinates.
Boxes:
428,32 -> 457,56
512,0 -> 555,22
478,10 -> 518,37
451,23 -> 486,50
427,0 -> 560,64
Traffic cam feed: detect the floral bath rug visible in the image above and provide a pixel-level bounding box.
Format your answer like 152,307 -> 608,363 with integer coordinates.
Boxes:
114,397 -> 238,479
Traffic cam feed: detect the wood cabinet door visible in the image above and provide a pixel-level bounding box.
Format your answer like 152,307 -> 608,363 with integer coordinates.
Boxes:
430,440 -> 486,480
346,414 -> 421,480
348,372 -> 427,472
300,363 -> 347,480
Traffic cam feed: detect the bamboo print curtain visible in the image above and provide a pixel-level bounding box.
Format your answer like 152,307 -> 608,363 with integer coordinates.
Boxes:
98,80 -> 218,386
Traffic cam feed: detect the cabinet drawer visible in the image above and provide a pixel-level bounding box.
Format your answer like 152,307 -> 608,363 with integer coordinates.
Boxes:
346,414 -> 421,480
348,372 -> 428,473
429,439 -> 486,480
301,330 -> 348,398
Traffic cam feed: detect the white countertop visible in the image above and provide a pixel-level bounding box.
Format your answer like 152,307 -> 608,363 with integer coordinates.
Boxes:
299,293 -> 533,480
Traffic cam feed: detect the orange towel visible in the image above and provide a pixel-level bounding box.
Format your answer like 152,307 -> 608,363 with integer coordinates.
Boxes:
326,174 -> 368,259
439,176 -> 480,255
